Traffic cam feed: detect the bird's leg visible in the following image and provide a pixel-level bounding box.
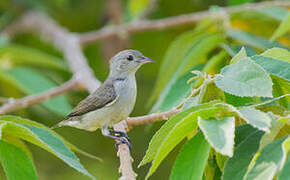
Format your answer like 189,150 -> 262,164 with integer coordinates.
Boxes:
101,125 -> 132,150
109,129 -> 131,142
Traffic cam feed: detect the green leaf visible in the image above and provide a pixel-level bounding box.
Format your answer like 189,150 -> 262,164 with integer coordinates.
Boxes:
244,136 -> 290,180
278,155 -> 290,180
251,55 -> 290,81
272,75 -> 290,109
140,100 -> 220,167
0,116 -> 96,180
227,29 -> 286,50
222,44 -> 257,57
0,45 -> 67,71
222,125 -> 264,180
215,58 -> 273,97
271,12 -> 290,40
258,117 -> 288,151
257,7 -> 288,21
261,47 -> 290,62
1,67 -> 72,116
198,116 -> 235,157
127,0 -> 149,19
0,115 -> 101,160
151,32 -> 225,112
150,22 -> 224,106
230,46 -> 247,64
238,107 -> 272,132
0,140 -> 37,180
155,69 -> 196,112
170,132 -> 210,180
143,102 -> 234,179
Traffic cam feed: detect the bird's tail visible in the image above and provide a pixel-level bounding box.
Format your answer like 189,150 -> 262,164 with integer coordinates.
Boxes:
51,122 -> 63,129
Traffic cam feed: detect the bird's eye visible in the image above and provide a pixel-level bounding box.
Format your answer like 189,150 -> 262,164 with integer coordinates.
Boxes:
126,55 -> 134,61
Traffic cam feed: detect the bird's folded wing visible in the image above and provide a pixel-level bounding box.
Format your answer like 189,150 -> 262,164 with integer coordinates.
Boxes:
65,82 -> 117,119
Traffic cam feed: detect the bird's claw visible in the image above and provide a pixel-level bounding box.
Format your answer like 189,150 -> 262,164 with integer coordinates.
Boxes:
114,138 -> 133,150
110,130 -> 131,142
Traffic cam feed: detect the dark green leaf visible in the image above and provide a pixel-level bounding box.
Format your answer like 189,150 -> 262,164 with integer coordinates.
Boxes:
0,116 -> 96,180
222,126 -> 264,180
170,132 -> 210,180
0,140 -> 37,180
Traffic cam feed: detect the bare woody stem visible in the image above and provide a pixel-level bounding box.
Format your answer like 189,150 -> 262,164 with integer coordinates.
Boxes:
79,1 -> 290,44
0,79 -> 79,115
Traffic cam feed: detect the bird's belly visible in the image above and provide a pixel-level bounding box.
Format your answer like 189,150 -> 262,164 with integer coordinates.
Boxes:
78,101 -> 129,131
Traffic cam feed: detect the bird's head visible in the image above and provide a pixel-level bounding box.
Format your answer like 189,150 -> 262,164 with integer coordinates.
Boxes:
109,50 -> 154,75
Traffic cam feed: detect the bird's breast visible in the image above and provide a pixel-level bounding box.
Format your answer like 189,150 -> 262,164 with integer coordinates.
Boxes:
114,75 -> 137,116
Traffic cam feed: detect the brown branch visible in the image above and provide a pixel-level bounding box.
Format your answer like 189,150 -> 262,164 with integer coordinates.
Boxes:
114,121 -> 136,180
80,1 -> 290,44
127,108 -> 180,127
0,79 -> 79,115
2,12 -> 101,92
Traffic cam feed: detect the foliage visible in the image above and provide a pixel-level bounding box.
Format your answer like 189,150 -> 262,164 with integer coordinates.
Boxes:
140,6 -> 290,180
0,0 -> 289,180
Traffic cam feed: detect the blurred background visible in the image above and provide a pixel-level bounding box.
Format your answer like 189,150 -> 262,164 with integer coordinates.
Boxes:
0,0 -> 289,179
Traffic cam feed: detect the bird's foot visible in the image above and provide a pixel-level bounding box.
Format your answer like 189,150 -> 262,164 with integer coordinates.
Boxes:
114,137 -> 133,150
109,130 -> 131,142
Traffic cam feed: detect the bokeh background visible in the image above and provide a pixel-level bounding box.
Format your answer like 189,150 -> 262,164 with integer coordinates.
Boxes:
0,0 -> 288,179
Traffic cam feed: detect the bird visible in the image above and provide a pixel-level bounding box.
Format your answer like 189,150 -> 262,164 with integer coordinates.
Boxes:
52,50 -> 154,149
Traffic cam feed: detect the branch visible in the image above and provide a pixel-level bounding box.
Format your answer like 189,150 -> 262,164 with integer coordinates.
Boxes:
127,108 -> 180,127
0,79 -> 79,115
3,12 -> 101,92
80,1 -> 290,44
114,121 -> 136,180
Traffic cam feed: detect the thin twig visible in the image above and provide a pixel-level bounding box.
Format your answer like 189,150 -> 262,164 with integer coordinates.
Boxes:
127,108 -> 180,127
0,79 -> 79,115
2,12 -> 101,92
80,1 -> 290,44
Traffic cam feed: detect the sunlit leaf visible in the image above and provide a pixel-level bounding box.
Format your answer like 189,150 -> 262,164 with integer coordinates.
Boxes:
0,45 -> 67,71
140,100 -> 220,167
238,107 -> 272,132
170,132 -> 210,180
0,140 -> 37,180
143,101 -> 235,179
244,136 -> 290,180
271,12 -> 290,40
215,58 -> 273,97
227,29 -> 286,50
0,115 -> 100,160
198,116 -> 235,157
151,32 -> 225,112
230,46 -> 247,64
261,47 -> 290,62
0,115 -> 96,180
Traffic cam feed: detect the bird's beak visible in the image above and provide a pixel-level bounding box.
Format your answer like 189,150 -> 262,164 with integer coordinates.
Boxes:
141,56 -> 155,63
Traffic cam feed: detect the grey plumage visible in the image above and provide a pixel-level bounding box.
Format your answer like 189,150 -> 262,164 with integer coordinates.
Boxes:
52,50 -> 153,143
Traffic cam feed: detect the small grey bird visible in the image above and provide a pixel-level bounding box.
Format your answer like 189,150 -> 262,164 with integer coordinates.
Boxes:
53,50 -> 154,148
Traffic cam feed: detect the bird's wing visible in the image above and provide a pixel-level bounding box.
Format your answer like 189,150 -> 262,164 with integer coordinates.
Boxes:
64,81 -> 117,119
